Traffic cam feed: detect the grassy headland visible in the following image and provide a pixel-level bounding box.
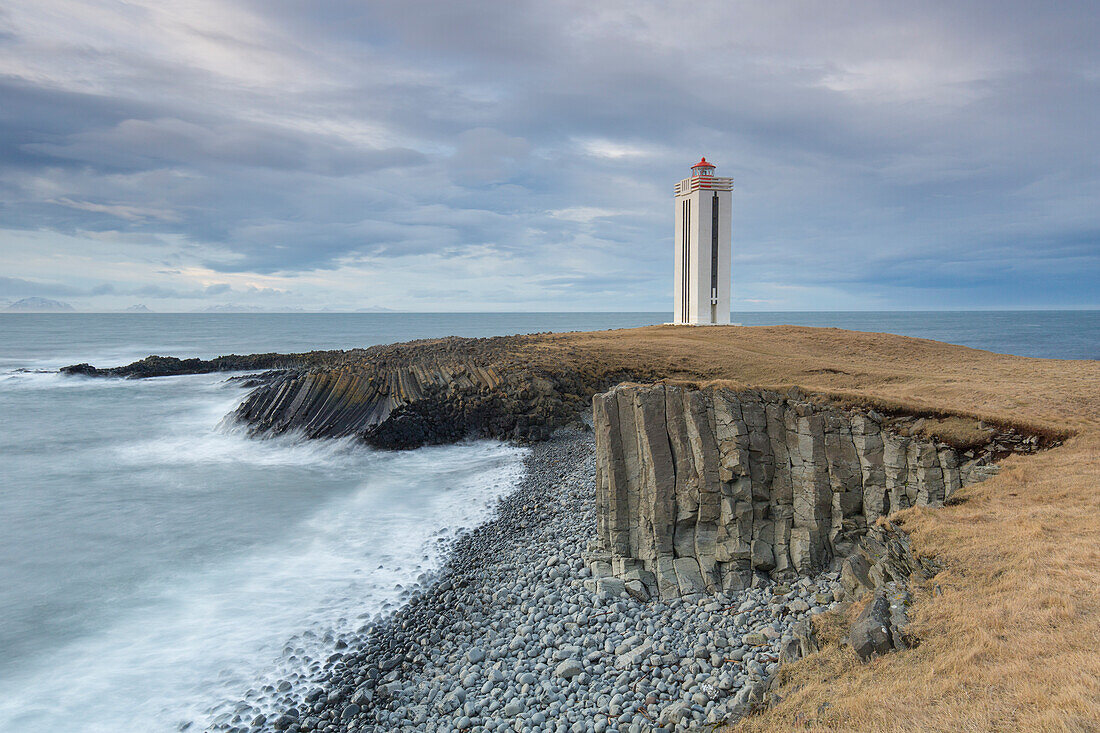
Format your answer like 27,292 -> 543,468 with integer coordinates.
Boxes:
541,325 -> 1098,732
82,323 -> 1100,730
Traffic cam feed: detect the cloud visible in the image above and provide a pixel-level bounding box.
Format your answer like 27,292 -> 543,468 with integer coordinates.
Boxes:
25,117 -> 426,177
446,128 -> 531,185
547,207 -> 623,224
54,198 -> 179,222
0,276 -> 86,298
0,1 -> 1096,310
576,139 -> 657,160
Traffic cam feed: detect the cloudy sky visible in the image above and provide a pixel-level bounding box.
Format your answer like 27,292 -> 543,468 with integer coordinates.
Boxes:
1,1 -> 1098,311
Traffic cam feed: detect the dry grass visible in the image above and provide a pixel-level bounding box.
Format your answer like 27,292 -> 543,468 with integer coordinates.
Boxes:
514,325 -> 1100,732
730,435 -> 1100,733
909,416 -> 992,450
527,325 -> 1098,433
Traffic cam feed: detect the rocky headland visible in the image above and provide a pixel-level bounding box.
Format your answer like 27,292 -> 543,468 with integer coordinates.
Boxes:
64,335 -> 640,446
64,325 -> 1097,731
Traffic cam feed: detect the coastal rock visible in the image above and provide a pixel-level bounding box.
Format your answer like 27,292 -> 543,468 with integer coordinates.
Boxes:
60,352 -> 340,378
848,586 -> 912,662
590,384 -> 1004,598
230,339 -> 622,449
614,639 -> 654,669
58,362 -> 96,376
554,659 -> 584,679
829,519 -> 932,664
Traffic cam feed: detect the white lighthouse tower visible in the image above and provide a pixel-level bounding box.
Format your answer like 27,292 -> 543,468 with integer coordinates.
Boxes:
673,157 -> 732,325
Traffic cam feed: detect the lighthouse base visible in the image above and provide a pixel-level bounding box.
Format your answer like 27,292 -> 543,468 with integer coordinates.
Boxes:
664,322 -> 742,327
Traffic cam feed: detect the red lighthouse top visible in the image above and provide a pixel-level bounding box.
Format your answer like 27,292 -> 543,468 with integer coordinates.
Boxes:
691,157 -> 715,175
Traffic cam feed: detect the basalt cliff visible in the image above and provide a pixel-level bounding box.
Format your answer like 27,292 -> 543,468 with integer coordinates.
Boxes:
229,338 -> 638,449
66,335 -> 641,448
586,383 -> 1017,600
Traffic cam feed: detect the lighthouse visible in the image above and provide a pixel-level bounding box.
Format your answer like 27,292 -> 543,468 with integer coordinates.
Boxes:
673,157 -> 732,325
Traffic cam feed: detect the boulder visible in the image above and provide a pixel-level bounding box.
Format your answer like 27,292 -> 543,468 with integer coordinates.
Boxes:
595,577 -> 626,596
350,685 -> 373,706
849,592 -> 896,661
778,637 -> 802,664
848,585 -> 912,662
657,701 -> 692,726
728,679 -> 766,717
614,639 -> 654,669
623,579 -> 650,601
840,553 -> 873,599
555,659 -> 584,679
742,632 -> 767,646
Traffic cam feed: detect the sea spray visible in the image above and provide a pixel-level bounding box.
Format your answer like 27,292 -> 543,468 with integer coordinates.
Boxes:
0,367 -> 526,733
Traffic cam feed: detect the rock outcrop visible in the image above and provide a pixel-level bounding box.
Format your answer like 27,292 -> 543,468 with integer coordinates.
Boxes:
234,362 -> 569,448
60,351 -> 353,378
65,335 -> 637,449
232,340 -> 632,449
589,383 -> 1015,599
834,520 -> 941,662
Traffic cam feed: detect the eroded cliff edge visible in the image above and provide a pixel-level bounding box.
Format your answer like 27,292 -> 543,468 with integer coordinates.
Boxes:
229,337 -> 639,449
587,383 -> 1022,600
67,329 -> 1067,456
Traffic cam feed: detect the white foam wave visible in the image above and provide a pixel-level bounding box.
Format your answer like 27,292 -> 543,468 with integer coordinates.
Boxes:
0,367 -> 242,394
0,363 -> 528,731
0,440 -> 526,733
0,369 -> 140,392
116,422 -> 369,470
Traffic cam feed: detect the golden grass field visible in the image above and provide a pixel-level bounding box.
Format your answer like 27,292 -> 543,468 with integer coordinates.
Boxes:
523,325 -> 1100,732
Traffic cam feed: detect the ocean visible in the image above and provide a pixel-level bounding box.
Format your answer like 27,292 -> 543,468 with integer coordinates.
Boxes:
0,311 -> 1095,732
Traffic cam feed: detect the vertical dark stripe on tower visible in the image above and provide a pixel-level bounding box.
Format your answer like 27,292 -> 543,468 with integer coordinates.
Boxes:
711,193 -> 719,299
683,199 -> 691,322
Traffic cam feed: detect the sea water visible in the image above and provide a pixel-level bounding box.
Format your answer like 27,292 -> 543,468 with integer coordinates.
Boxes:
0,311 -> 1095,731
0,369 -> 525,732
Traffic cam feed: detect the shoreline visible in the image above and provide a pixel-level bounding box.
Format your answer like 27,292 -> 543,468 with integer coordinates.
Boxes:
221,428 -> 843,733
6,322 -> 1097,731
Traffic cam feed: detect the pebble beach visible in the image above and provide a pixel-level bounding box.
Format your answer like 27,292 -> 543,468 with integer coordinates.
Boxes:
217,428 -> 843,733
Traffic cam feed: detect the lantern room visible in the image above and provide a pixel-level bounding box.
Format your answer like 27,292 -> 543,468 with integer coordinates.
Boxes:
691,157 -> 716,177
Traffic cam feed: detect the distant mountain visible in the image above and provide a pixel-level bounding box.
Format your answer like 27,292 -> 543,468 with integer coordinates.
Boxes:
6,297 -> 76,312
123,304 -> 151,312
191,304 -> 396,313
197,304 -> 267,313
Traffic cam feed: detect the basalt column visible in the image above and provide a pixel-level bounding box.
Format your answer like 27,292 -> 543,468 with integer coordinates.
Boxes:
590,384 -> 997,599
